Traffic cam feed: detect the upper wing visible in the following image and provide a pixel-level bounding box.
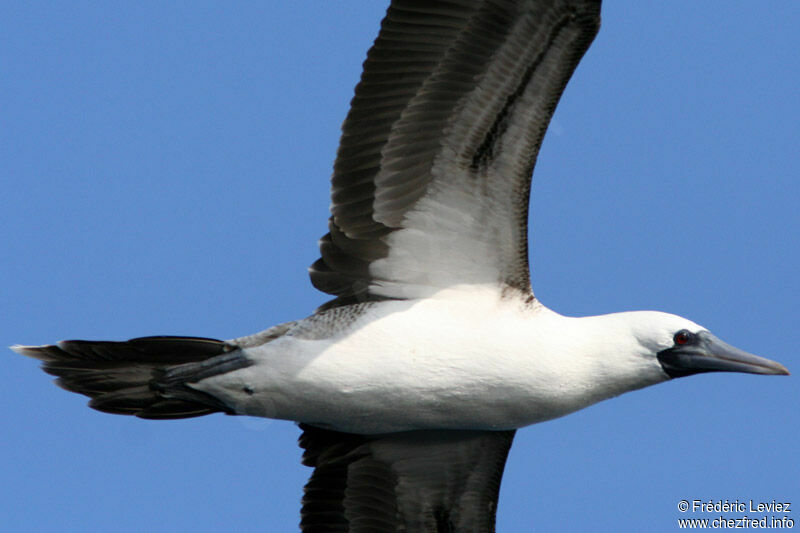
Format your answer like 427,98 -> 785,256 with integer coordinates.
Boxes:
298,424 -> 516,532
310,0 -> 601,308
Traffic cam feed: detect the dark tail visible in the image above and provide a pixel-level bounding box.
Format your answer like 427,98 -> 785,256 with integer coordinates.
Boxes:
12,336 -> 248,419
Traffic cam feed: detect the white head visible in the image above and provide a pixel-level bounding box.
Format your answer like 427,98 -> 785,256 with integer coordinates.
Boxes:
607,310 -> 788,380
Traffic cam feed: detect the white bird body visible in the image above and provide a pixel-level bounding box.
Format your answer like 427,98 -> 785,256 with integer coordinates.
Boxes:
196,287 -> 687,434
14,1 -> 789,530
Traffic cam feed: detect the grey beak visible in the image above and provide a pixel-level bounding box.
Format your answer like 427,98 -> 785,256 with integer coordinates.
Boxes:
658,331 -> 790,378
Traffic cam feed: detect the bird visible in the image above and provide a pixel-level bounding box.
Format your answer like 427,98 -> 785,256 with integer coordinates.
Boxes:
11,1 -> 791,532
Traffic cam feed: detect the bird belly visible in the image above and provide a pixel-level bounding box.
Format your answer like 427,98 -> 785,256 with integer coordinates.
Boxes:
192,293 -> 624,433
217,340 -> 570,434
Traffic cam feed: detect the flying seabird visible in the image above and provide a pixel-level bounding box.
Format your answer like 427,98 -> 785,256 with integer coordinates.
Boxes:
12,1 -> 790,531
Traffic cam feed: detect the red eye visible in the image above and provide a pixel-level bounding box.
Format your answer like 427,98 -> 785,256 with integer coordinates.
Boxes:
674,331 -> 691,345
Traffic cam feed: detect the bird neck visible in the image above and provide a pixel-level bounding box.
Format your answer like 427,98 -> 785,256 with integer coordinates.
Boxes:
512,309 -> 671,415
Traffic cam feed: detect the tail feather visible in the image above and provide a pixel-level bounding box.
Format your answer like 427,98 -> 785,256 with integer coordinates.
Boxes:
12,336 -> 247,419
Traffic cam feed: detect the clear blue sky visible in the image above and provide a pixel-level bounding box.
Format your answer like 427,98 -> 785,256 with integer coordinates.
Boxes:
3,2 -> 798,532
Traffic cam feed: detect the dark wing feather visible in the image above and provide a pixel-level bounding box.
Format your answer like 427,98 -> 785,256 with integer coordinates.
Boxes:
299,424 -> 516,532
311,0 -> 601,309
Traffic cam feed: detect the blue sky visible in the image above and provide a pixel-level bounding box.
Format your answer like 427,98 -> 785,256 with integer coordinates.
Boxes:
3,2 -> 798,532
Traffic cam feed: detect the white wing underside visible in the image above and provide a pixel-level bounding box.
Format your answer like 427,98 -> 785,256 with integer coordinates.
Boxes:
310,0 -> 601,307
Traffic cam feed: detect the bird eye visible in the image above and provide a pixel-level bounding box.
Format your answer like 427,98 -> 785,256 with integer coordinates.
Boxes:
674,330 -> 692,345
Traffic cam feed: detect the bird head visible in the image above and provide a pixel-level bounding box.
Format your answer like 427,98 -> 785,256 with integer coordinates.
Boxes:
626,312 -> 789,378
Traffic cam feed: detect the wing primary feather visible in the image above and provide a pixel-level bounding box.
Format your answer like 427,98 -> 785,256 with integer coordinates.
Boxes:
299,424 -> 516,532
310,0 -> 602,308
